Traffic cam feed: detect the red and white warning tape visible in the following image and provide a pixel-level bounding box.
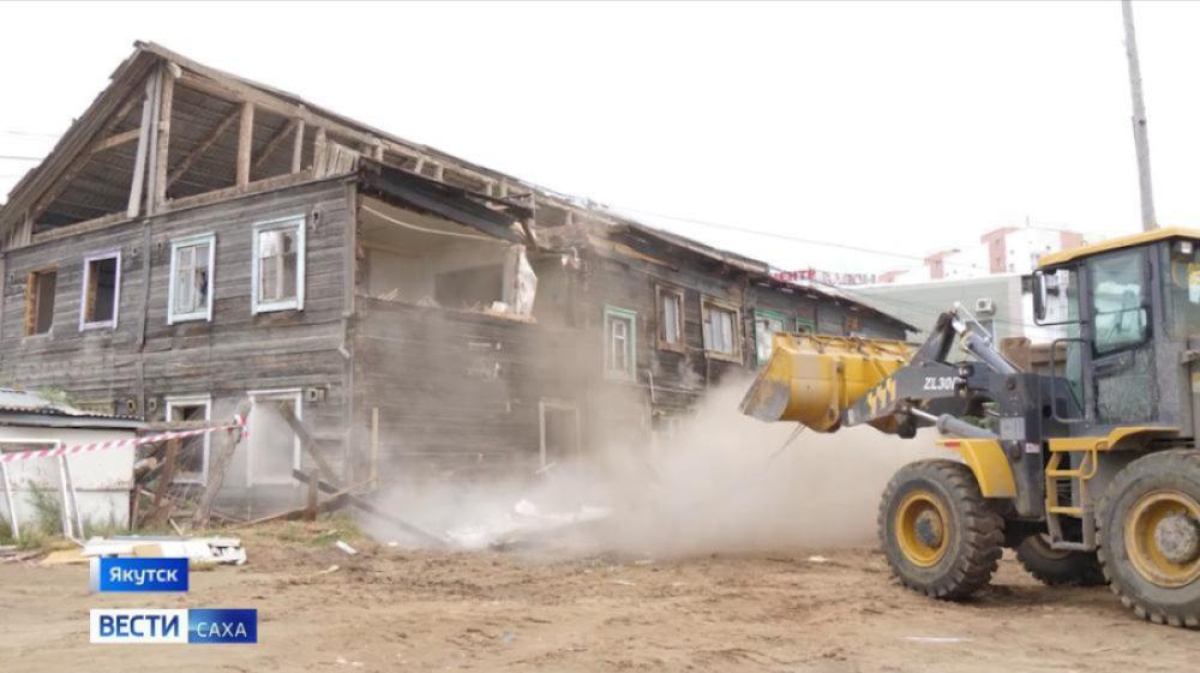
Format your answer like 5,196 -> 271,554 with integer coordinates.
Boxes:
0,414 -> 247,463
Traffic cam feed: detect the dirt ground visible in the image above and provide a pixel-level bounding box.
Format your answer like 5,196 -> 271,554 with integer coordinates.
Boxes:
0,521 -> 1196,673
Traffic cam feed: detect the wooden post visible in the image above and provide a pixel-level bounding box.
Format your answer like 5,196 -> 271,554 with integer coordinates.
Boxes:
304,470 -> 319,522
150,66 -> 176,213
192,398 -> 252,529
312,127 -> 327,176
146,438 -> 180,528
126,76 -> 158,218
291,119 -> 305,173
1122,0 -> 1157,231
236,101 -> 254,187
370,407 -> 379,489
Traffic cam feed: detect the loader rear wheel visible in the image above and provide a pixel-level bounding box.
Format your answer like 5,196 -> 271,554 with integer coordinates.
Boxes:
1015,534 -> 1106,587
878,460 -> 1004,600
1098,450 -> 1200,628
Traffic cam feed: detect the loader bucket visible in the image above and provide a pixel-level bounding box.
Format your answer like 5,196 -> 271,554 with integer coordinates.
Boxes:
739,332 -> 913,432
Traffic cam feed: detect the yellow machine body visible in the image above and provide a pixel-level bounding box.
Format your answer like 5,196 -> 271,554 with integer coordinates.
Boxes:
740,332 -> 912,432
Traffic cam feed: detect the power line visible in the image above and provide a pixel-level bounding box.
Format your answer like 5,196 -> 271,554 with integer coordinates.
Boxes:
0,154 -> 43,161
0,130 -> 59,139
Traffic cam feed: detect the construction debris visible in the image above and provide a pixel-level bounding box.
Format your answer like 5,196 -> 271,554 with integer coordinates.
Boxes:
335,540 -> 358,556
445,498 -> 612,550
82,535 -> 246,565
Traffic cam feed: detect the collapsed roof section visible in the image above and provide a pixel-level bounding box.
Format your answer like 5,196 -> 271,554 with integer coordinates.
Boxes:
0,41 -> 912,333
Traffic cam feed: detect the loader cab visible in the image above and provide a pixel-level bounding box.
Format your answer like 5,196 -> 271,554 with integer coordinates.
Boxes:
1033,228 -> 1200,439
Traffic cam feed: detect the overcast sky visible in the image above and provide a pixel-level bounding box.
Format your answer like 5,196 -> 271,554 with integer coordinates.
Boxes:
1,1 -> 1197,274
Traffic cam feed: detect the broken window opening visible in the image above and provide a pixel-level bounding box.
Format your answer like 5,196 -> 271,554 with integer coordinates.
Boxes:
166,396 -> 212,484
24,268 -> 57,336
359,199 -> 537,318
754,310 -> 787,365
252,217 -> 305,314
702,298 -> 741,359
538,399 -> 581,469
169,233 -> 215,323
656,285 -> 685,351
604,306 -> 637,380
80,252 -> 120,330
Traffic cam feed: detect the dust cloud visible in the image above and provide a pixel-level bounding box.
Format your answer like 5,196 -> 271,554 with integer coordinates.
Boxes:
369,381 -> 946,558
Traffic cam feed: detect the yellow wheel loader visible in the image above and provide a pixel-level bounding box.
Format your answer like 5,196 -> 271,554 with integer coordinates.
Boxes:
742,227 -> 1200,627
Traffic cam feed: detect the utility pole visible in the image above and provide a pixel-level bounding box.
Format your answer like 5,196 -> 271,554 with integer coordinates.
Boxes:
1122,0 -> 1157,231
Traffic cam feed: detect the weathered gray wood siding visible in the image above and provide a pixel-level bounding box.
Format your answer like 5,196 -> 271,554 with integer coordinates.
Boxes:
0,179 -> 352,474
352,299 -> 590,481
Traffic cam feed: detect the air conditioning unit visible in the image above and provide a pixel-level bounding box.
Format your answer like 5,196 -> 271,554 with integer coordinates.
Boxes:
974,297 -> 996,315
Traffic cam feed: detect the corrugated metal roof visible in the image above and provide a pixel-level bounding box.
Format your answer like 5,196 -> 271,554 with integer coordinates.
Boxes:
0,389 -> 141,422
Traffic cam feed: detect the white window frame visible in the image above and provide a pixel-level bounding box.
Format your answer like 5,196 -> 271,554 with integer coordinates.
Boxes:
251,216 -> 306,314
165,394 -> 212,485
79,250 -> 121,331
167,233 -> 216,324
245,388 -> 303,486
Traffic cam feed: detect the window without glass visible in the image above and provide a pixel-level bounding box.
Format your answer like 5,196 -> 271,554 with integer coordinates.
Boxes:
166,396 -> 211,484
795,317 -> 815,334
81,253 -> 120,329
754,310 -> 786,365
252,217 -> 305,313
604,306 -> 637,380
1090,249 -> 1148,355
656,286 -> 684,351
702,299 -> 740,359
24,268 -> 57,336
169,234 -> 215,324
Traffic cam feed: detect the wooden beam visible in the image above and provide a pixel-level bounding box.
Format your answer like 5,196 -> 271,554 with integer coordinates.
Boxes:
192,399 -> 252,529
165,169 -> 315,211
150,66 -> 175,212
292,470 -> 443,546
277,402 -> 340,486
126,75 -> 158,218
26,88 -> 144,230
312,126 -> 327,175
89,129 -> 141,155
166,107 -> 239,188
236,101 -> 254,187
250,118 -> 298,175
291,119 -> 305,173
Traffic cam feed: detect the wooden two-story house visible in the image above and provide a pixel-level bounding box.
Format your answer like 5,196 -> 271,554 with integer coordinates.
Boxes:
0,43 -> 910,515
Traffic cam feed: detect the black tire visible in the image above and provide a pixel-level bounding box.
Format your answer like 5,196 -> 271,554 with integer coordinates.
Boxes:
1097,449 -> 1200,628
878,459 -> 1004,600
1015,533 -> 1106,587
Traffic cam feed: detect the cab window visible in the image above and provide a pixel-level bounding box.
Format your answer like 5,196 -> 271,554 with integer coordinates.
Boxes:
1089,249 -> 1148,355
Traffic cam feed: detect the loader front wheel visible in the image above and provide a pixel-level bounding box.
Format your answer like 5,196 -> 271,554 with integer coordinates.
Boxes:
1098,450 -> 1200,628
1015,534 -> 1106,587
879,460 -> 1004,600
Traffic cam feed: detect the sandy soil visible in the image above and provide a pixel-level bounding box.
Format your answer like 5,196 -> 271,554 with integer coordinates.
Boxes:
0,522 -> 1196,673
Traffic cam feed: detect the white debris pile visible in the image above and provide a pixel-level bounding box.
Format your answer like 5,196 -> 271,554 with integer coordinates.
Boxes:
445,498 -> 611,550
83,536 -> 247,565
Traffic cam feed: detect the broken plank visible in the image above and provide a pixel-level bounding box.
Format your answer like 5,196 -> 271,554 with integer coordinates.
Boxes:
291,470 -> 443,546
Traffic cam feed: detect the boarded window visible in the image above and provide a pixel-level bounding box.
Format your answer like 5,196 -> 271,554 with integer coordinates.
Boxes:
656,286 -> 684,351
24,269 -> 56,336
169,234 -> 215,323
166,397 -> 211,484
604,306 -> 637,380
81,253 -> 120,329
702,299 -> 740,358
252,217 -> 305,313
